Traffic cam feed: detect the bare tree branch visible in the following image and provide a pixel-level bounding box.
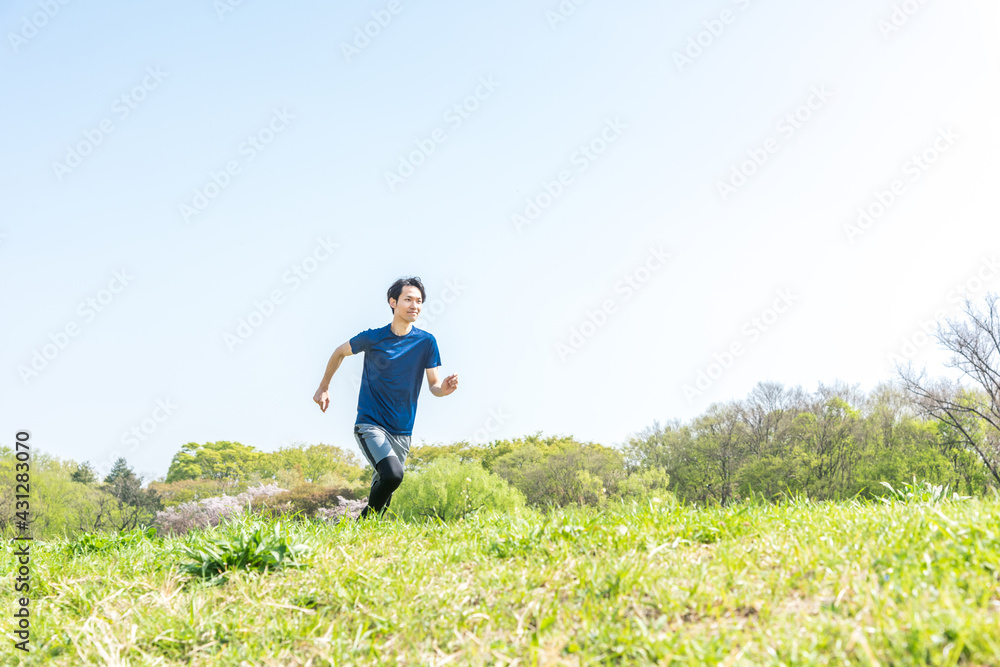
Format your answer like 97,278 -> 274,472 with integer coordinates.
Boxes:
897,295 -> 1000,486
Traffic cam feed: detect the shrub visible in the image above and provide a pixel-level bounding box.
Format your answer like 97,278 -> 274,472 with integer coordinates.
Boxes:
734,455 -> 807,502
315,497 -> 368,523
314,471 -> 368,491
572,469 -> 607,506
252,483 -> 367,520
491,441 -> 626,508
273,468 -> 308,492
178,516 -> 311,583
154,484 -> 287,536
65,525 -> 158,556
148,479 -> 247,508
615,467 -> 675,504
390,456 -> 525,521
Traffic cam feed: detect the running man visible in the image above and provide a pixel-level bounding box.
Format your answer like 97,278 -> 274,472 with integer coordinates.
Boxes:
313,277 -> 458,519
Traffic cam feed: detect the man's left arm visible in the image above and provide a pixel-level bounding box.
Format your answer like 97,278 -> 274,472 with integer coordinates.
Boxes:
426,366 -> 458,397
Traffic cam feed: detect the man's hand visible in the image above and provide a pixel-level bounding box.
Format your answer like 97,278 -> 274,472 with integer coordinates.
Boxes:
440,374 -> 458,396
313,387 -> 330,412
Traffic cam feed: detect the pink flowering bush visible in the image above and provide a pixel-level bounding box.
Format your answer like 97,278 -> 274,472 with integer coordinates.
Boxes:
315,496 -> 368,523
155,483 -> 288,536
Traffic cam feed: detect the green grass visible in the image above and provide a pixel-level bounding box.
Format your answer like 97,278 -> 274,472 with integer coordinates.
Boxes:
2,493 -> 999,665
63,525 -> 159,557
177,515 -> 312,584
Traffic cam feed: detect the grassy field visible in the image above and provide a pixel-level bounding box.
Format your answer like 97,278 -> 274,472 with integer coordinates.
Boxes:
2,490 -> 999,666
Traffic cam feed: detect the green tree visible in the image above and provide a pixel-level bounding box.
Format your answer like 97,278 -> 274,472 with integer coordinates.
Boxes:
406,441 -> 486,472
98,457 -> 162,531
263,443 -> 366,484
165,441 -> 262,483
490,437 -> 625,507
71,461 -> 97,484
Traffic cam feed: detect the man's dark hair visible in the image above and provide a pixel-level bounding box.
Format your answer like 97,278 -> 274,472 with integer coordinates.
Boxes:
387,277 -> 426,313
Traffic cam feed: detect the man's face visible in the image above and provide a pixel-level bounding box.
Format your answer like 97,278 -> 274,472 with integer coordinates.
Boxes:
392,285 -> 422,321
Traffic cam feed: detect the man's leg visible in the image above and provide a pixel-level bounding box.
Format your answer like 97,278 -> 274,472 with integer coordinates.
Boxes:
359,454 -> 403,519
354,424 -> 404,520
378,432 -> 411,515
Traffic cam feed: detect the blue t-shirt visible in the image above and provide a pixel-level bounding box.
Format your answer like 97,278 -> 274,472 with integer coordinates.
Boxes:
350,324 -> 441,436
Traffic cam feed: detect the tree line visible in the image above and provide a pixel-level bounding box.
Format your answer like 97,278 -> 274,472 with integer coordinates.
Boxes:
1,384 -> 993,540
4,295 -> 999,537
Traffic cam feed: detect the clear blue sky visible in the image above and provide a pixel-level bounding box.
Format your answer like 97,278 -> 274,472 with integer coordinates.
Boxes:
2,0 -> 998,482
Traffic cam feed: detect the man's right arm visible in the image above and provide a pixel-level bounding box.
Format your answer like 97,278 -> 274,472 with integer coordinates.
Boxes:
313,341 -> 354,412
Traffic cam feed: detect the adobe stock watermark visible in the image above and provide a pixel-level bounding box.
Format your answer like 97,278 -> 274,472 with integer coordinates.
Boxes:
545,0 -> 591,29
471,407 -> 510,445
717,85 -> 833,202
51,66 -> 169,182
341,0 -> 405,62
673,0 -> 754,72
179,108 -> 294,223
17,270 -> 134,385
682,289 -> 797,403
511,116 -> 628,234
384,75 -> 500,192
878,0 -> 931,40
7,0 -> 72,53
121,398 -> 179,452
556,246 -> 670,362
886,255 -> 999,365
224,235 -> 339,351
843,126 -> 958,244
213,0 -> 250,21
418,279 -> 467,327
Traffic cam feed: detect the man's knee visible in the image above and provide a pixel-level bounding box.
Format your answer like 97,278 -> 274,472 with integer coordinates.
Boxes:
376,455 -> 404,489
